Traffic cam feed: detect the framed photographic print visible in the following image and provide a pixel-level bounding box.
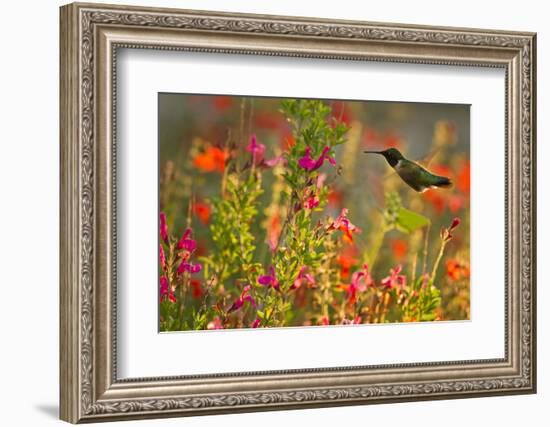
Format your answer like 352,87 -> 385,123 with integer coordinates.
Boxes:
59,2 -> 537,423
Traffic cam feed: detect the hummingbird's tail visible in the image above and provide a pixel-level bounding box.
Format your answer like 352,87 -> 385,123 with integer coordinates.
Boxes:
432,175 -> 452,189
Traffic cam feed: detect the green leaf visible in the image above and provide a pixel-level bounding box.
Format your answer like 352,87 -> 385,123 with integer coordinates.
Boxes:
395,207 -> 430,234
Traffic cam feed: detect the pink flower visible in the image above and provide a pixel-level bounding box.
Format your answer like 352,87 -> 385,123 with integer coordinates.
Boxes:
328,208 -> 361,243
258,266 -> 281,292
246,134 -> 266,164
159,244 -> 166,271
160,276 -> 176,303
381,265 -> 406,290
159,212 -> 168,243
207,317 -> 223,330
263,155 -> 286,168
316,173 -> 327,189
298,146 -> 336,171
246,134 -> 286,168
341,264 -> 373,304
290,266 -> 316,291
177,260 -> 202,275
227,285 -> 257,313
177,228 -> 197,252
251,318 -> 261,328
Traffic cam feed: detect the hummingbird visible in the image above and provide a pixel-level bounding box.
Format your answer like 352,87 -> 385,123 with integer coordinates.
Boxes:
364,148 -> 452,192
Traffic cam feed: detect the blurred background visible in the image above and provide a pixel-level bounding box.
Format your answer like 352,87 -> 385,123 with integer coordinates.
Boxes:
159,94 -> 470,323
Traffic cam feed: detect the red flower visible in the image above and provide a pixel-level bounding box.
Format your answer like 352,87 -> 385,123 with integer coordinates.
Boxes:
440,217 -> 461,242
251,318 -> 261,328
190,280 -> 204,298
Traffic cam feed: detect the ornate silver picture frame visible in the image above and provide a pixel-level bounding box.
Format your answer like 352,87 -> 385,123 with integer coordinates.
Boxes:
60,2 -> 536,423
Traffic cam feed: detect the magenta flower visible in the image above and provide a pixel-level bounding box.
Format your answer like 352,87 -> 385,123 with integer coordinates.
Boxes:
227,285 -> 257,313
290,266 -> 316,291
159,212 -> 168,243
381,265 -> 406,290
251,318 -> 261,328
246,134 -> 266,164
328,208 -> 361,243
341,264 -> 373,304
177,259 -> 202,275
304,195 -> 320,210
298,146 -> 336,171
159,244 -> 166,271
160,276 -> 176,303
177,228 -> 197,252
258,266 -> 281,292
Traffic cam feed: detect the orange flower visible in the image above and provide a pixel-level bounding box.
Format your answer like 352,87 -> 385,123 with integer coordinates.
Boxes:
193,146 -> 228,173
446,259 -> 470,281
254,111 -> 283,129
383,131 -> 402,149
327,189 -> 343,208
423,189 -> 445,214
390,239 -> 408,259
457,161 -> 470,194
331,101 -> 353,126
212,96 -> 233,111
280,133 -> 295,151
448,194 -> 466,213
193,201 -> 211,224
336,246 -> 359,279
266,209 -> 282,252
362,127 -> 380,147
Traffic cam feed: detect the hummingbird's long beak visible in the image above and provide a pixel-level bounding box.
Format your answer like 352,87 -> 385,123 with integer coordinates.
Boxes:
363,150 -> 383,154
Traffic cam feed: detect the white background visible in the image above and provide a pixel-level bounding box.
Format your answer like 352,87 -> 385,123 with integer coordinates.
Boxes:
118,50 -> 504,377
0,0 -> 546,426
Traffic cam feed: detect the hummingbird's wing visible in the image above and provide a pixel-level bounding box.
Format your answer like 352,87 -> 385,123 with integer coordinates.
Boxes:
415,146 -> 444,168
